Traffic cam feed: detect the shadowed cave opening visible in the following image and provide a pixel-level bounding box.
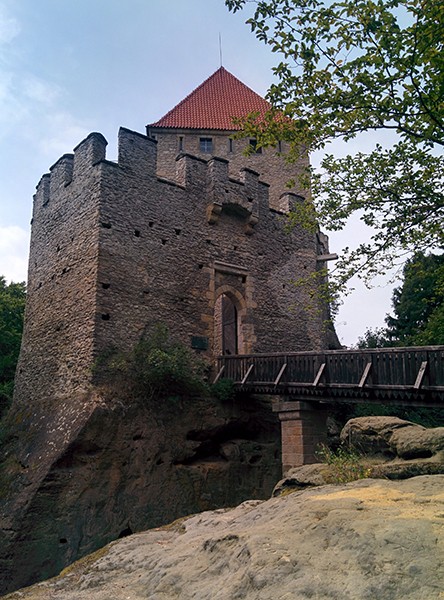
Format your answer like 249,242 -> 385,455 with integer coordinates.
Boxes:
175,419 -> 265,466
118,526 -> 133,539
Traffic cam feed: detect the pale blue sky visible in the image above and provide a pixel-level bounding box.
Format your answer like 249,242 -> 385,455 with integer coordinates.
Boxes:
0,0 -> 396,346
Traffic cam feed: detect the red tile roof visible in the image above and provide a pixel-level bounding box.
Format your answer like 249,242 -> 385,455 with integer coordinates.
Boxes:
148,67 -> 271,131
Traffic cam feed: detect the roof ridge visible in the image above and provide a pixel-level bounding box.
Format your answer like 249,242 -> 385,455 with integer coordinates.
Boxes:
147,67 -> 271,131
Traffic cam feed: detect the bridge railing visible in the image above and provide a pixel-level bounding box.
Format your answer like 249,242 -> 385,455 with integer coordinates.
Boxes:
215,346 -> 444,393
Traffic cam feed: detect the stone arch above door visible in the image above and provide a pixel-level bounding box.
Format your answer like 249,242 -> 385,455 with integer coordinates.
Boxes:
205,261 -> 257,357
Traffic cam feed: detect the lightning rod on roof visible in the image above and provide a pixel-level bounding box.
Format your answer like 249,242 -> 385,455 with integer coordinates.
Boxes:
219,33 -> 223,67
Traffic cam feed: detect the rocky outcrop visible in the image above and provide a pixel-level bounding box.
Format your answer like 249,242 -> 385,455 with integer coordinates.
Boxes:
341,416 -> 444,459
4,475 -> 444,600
273,417 -> 444,496
0,393 -> 280,596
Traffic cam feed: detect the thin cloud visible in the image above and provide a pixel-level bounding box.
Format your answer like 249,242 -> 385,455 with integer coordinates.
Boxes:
38,111 -> 91,158
22,75 -> 61,106
0,4 -> 20,45
0,225 -> 29,283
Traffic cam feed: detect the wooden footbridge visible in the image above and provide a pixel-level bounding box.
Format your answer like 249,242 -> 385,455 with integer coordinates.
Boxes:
215,346 -> 444,471
216,345 -> 444,407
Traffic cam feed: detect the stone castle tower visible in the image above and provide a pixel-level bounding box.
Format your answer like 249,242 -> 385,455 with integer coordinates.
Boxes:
15,67 -> 336,411
1,68 -> 338,595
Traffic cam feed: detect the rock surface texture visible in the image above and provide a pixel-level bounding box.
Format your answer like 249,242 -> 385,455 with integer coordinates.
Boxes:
5,475 -> 444,600
340,416 -> 444,459
0,394 -> 281,595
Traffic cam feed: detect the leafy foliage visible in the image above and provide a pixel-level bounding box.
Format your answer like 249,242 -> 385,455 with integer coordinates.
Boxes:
386,252 -> 444,344
96,324 -> 210,401
358,252 -> 444,347
226,0 -> 444,288
0,277 -> 26,418
356,327 -> 392,349
211,378 -> 236,402
348,402 -> 444,429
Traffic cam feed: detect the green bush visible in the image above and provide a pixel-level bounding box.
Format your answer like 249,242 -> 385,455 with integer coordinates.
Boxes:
317,444 -> 372,484
329,402 -> 444,430
0,381 -> 14,419
211,378 -> 235,402
0,277 -> 26,419
349,403 -> 444,429
96,324 -> 210,401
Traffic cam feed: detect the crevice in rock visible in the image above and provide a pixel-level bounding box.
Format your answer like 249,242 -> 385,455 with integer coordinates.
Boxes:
118,526 -> 133,539
401,449 -> 433,460
186,419 -> 258,444
176,419 -> 267,466
55,440 -> 103,469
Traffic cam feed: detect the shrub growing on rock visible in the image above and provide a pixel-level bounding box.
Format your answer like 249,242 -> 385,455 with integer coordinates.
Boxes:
95,324 -> 210,401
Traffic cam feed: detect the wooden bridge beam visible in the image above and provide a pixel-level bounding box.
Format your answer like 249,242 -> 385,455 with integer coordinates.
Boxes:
273,399 -> 329,474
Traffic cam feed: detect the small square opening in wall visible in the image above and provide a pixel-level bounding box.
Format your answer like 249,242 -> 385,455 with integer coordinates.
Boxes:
249,139 -> 262,154
134,229 -> 141,237
200,137 -> 213,153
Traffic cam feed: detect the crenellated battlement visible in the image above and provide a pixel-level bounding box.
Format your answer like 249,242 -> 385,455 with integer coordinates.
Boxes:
18,121 -> 332,416
73,132 -> 107,172
32,132 -> 107,213
117,127 -> 157,174
32,127 -> 281,223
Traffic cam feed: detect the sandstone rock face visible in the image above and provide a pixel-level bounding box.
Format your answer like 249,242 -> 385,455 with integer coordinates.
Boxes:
5,475 -> 444,600
0,394 -> 280,595
341,416 -> 444,459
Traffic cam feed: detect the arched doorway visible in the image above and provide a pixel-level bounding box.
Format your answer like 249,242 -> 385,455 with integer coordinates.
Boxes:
214,293 -> 241,356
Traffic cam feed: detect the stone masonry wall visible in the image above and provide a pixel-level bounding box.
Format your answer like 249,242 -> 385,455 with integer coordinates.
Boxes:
1,126 -> 335,595
147,128 -> 309,211
14,133 -> 107,410
14,127 -> 331,411
92,127 -> 327,363
12,126 -> 334,424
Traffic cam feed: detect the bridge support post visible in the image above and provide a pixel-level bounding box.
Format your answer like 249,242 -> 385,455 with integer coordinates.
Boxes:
273,400 -> 328,474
